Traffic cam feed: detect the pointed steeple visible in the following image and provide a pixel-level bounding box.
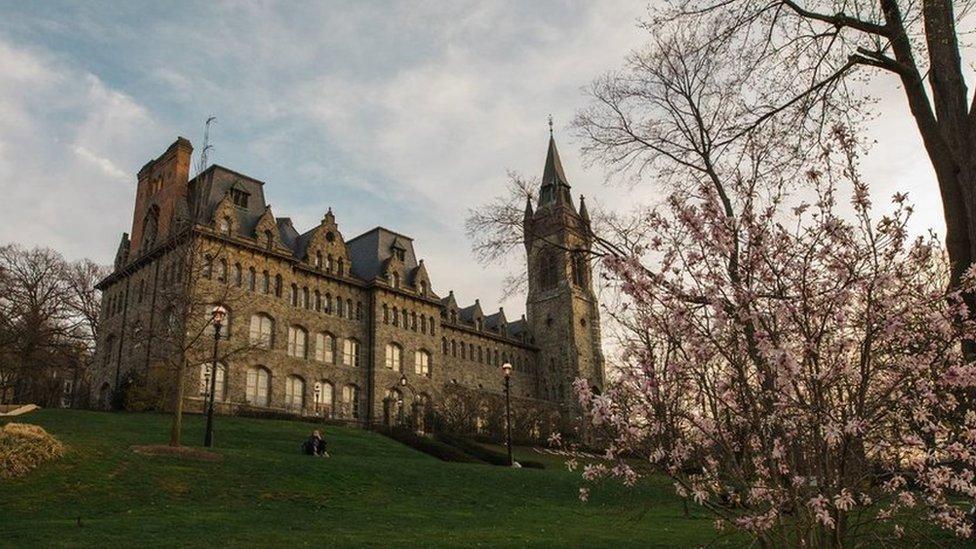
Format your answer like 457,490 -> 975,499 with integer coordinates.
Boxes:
579,194 -> 590,223
523,195 -> 534,220
539,121 -> 572,208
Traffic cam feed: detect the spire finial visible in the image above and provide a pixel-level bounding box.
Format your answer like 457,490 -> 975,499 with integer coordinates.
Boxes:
548,114 -> 553,137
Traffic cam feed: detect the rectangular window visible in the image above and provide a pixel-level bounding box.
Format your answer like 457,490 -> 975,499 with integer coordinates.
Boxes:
315,333 -> 334,363
343,339 -> 359,367
288,327 -> 307,358
231,188 -> 250,208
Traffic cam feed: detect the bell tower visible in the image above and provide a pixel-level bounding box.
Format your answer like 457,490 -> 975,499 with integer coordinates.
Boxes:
524,125 -> 605,408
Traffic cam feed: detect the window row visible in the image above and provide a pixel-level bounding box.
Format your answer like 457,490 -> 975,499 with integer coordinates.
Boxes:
382,304 -> 436,335
248,314 -> 361,366
199,363 -> 362,419
202,258 -> 364,322
441,337 -> 528,372
384,343 -> 432,377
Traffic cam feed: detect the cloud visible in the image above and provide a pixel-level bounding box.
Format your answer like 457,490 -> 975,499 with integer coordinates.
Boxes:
0,37 -> 165,261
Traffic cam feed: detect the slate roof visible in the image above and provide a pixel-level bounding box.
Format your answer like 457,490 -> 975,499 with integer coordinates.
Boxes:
346,227 -> 419,282
182,165 -> 526,342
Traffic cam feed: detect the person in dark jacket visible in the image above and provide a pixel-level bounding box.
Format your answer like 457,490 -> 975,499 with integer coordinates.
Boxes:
302,430 -> 328,457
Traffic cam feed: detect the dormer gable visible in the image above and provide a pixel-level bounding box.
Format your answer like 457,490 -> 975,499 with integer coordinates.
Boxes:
302,208 -> 352,276
212,193 -> 238,237
411,259 -> 433,297
254,206 -> 286,253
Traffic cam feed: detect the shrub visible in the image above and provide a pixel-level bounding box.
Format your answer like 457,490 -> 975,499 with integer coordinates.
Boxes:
380,427 -> 483,464
437,433 -> 545,469
0,422 -> 65,479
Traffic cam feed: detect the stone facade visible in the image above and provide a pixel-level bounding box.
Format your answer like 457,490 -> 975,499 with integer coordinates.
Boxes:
91,132 -> 604,433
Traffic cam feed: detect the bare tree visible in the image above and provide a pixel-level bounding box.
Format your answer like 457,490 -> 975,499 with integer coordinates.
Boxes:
134,232 -> 259,447
601,1 -> 976,343
0,245 -> 100,406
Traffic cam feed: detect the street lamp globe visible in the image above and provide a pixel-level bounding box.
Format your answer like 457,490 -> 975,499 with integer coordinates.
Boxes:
501,362 -> 512,377
211,305 -> 228,327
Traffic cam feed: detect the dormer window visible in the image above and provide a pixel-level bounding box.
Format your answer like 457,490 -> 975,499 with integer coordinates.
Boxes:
264,230 -> 273,251
390,272 -> 400,289
230,188 -> 249,208
395,249 -> 405,261
314,251 -> 322,268
419,280 -> 427,296
219,216 -> 231,235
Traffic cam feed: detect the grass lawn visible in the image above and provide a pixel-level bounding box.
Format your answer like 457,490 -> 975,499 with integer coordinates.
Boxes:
0,409 -> 740,548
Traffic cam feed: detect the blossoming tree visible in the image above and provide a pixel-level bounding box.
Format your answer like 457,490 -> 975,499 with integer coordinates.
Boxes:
574,126 -> 976,544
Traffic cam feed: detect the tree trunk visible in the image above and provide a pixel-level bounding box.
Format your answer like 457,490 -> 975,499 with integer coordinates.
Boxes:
169,358 -> 186,447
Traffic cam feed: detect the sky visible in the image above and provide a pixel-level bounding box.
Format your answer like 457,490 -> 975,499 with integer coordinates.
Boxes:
0,1 -> 960,318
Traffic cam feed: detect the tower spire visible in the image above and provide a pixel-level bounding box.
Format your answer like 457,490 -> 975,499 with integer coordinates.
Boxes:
538,121 -> 572,207
579,194 -> 590,222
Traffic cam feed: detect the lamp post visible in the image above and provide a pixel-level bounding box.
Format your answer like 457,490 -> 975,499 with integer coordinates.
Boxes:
203,305 -> 227,447
501,362 -> 513,467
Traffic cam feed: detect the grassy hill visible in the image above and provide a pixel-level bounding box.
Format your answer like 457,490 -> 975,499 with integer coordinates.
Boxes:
0,410 -> 738,547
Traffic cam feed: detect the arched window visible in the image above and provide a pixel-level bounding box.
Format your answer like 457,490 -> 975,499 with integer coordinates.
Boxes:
421,315 -> 427,334
385,388 -> 404,426
325,293 -> 333,314
391,272 -> 400,289
245,366 -> 270,406
451,340 -> 457,357
217,259 -> 227,282
143,206 -> 159,249
478,346 -> 484,363
264,230 -> 274,251
343,338 -> 360,367
337,258 -> 344,276
411,311 -> 417,331
219,216 -> 231,235
199,362 -> 227,401
383,304 -> 389,323
540,250 -> 559,290
572,253 -> 587,287
314,251 -> 322,268
285,375 -> 305,410
441,337 -> 448,354
314,380 -> 334,417
429,316 -> 435,336
327,254 -> 334,272
314,290 -> 321,312
342,384 -> 360,419
315,332 -> 335,363
346,299 -> 353,319
203,255 -> 213,279
415,350 -> 431,377
392,307 -> 399,327
336,296 -> 344,317
385,343 -> 403,371
249,313 -> 274,348
460,342 -> 466,360
287,326 -> 308,358
233,263 -> 242,286
274,274 -> 282,297
419,280 -> 427,296
290,284 -> 298,307
302,287 -> 310,309
262,271 -> 270,293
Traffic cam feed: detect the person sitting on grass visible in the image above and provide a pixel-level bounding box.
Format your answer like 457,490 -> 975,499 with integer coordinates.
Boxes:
302,430 -> 329,457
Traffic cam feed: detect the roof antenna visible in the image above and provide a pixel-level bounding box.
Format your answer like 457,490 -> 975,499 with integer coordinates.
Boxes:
195,116 -> 217,176
548,114 -> 553,137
